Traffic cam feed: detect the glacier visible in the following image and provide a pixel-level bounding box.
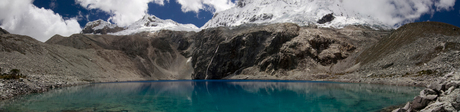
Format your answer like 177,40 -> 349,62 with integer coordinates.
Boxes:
202,0 -> 393,30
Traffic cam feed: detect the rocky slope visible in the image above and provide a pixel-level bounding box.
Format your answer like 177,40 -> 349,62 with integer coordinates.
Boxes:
0,28 -> 195,99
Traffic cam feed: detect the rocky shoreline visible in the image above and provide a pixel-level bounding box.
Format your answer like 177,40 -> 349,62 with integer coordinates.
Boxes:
0,74 -> 88,100
391,70 -> 460,112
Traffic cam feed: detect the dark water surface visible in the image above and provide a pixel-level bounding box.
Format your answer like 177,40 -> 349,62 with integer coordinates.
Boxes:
0,80 -> 422,112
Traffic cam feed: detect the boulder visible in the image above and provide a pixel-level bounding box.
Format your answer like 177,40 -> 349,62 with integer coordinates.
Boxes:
395,102 -> 411,112
445,82 -> 459,89
428,81 -> 446,93
430,106 -> 448,112
317,13 -> 335,24
452,102 -> 460,110
453,97 -> 460,110
424,95 -> 438,101
411,96 -> 430,110
420,88 -> 438,97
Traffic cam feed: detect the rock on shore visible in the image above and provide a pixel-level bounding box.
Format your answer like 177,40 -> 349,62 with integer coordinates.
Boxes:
393,70 -> 460,112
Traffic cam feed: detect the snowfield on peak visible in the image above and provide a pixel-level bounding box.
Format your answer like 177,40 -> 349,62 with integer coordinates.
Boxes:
203,0 -> 392,29
84,19 -> 118,30
82,15 -> 200,35
112,15 -> 200,35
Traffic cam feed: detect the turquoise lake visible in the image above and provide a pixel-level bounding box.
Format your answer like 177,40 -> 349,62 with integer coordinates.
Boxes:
0,80 -> 422,112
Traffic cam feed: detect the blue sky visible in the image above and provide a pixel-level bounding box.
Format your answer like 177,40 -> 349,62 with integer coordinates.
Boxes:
418,0 -> 460,27
0,0 -> 459,42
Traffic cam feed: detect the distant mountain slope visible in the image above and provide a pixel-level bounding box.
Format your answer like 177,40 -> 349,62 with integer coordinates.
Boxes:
355,22 -> 460,82
202,0 -> 390,29
46,31 -> 196,80
358,22 -> 460,65
81,15 -> 200,35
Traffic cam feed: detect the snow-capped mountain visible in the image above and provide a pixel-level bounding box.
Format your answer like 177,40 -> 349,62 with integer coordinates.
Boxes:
113,15 -> 200,35
203,0 -> 392,29
82,19 -> 125,34
82,15 -> 200,35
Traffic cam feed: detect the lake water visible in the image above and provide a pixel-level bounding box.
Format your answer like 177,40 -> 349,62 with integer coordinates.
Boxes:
0,80 -> 422,112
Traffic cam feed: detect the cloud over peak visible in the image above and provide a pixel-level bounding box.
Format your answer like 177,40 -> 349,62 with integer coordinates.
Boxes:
341,0 -> 456,27
175,0 -> 235,13
76,0 -> 156,27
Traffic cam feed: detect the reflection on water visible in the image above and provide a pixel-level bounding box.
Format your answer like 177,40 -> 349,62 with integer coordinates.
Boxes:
0,80 -> 422,112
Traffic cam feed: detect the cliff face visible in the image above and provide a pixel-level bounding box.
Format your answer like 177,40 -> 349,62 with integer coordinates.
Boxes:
190,23 -> 389,79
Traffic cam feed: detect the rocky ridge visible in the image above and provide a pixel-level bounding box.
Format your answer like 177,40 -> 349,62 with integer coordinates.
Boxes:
81,19 -> 125,34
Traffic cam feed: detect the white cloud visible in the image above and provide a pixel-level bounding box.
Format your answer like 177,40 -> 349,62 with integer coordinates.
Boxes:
76,0 -> 160,27
341,0 -> 457,27
0,0 -> 82,42
435,0 -> 456,11
176,0 -> 235,13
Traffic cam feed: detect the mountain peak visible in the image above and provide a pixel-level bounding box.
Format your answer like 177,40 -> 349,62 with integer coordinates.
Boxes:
81,15 -> 200,35
81,19 -> 124,34
203,0 -> 391,30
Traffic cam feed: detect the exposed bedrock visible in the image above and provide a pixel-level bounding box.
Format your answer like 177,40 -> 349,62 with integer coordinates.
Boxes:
190,23 -> 378,79
191,23 -> 300,79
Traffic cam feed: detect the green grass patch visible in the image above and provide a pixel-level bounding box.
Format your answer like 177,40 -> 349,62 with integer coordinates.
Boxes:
0,69 -> 26,80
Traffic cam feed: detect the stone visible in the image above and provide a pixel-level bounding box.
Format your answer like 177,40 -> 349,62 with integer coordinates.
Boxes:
317,13 -> 335,24
444,86 -> 455,95
445,82 -> 459,89
456,96 -> 460,103
424,95 -> 438,101
429,82 -> 446,93
420,88 -> 438,96
452,102 -> 460,110
392,108 -> 404,112
402,102 -> 411,111
412,96 -> 430,110
431,106 -> 448,112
